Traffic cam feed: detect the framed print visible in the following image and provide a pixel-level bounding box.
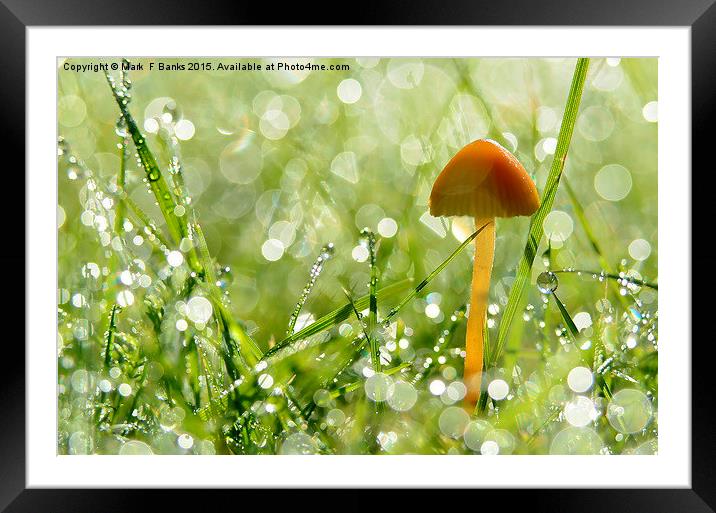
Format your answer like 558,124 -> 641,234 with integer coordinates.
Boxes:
3,0 -> 714,511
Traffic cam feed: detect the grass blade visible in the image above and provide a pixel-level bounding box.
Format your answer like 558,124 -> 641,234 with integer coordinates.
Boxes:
490,58 -> 590,368
262,279 -> 413,359
329,362 -> 411,399
552,292 -> 579,339
287,244 -> 334,336
191,214 -> 218,285
105,72 -> 185,245
199,281 -> 263,365
343,288 -> 371,342
363,230 -> 381,373
552,269 -> 658,290
114,134 -> 130,235
383,223 -> 490,325
412,307 -> 466,385
102,304 -> 119,369
110,184 -> 172,249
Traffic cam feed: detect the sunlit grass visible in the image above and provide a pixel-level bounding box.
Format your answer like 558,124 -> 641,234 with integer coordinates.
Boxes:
57,57 -> 658,456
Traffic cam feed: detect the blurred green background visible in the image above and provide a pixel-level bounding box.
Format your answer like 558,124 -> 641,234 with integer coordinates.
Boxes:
57,57 -> 658,455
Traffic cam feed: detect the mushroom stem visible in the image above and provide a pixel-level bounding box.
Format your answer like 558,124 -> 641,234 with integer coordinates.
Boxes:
464,217 -> 495,405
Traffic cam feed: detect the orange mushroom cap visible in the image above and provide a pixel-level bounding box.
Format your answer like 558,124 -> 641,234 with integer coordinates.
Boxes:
429,139 -> 540,218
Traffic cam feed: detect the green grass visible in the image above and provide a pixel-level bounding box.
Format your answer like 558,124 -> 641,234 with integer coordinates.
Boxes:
57,57 -> 658,456
490,58 -> 591,369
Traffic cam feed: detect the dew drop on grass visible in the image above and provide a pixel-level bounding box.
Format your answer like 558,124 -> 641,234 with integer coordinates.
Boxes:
215,266 -> 234,290
287,243 -> 334,335
249,424 -> 271,448
115,116 -> 128,137
537,271 -> 558,294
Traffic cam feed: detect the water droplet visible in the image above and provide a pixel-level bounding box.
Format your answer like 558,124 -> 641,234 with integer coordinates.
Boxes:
537,271 -> 559,294
115,116 -> 128,137
286,244 -> 334,335
216,266 -> 234,290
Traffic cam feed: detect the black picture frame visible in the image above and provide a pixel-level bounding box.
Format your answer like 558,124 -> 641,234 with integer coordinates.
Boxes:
3,1 -> 711,511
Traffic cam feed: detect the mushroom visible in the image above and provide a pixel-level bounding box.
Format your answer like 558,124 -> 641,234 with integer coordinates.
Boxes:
429,139 -> 539,405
